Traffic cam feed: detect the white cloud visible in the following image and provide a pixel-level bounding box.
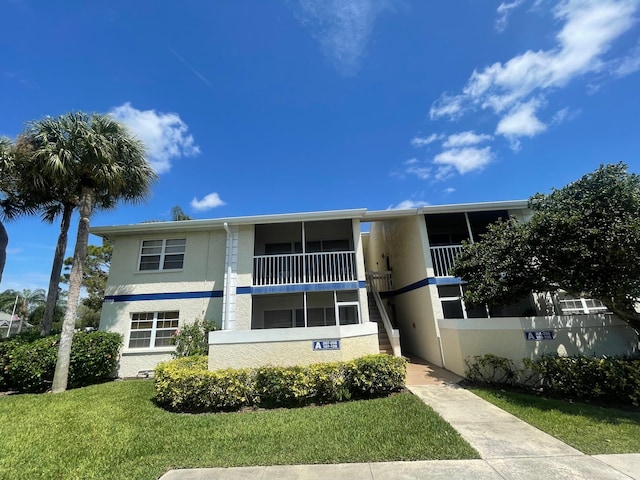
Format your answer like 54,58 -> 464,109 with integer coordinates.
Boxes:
495,0 -> 525,32
110,102 -> 200,174
429,93 -> 465,120
387,199 -> 430,210
293,0 -> 394,75
430,0 -> 639,135
551,106 -> 580,125
614,41 -> 640,77
403,158 -> 431,179
495,100 -> 547,139
443,131 -> 493,148
410,133 -> 443,147
444,187 -> 456,195
190,192 -> 226,211
433,147 -> 493,176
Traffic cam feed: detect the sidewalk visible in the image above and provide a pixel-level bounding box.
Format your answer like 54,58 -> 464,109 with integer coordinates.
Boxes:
160,363 -> 640,480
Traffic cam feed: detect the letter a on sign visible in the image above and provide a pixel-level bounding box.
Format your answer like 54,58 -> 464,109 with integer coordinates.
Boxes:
313,342 -> 322,350
526,332 -> 536,340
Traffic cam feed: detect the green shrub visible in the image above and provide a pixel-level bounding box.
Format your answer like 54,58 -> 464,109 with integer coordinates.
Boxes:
7,336 -> 60,393
465,353 -> 640,407
172,319 -> 216,358
154,354 -> 406,413
464,354 -> 519,386
69,332 -> 122,388
3,331 -> 122,393
0,330 -> 44,390
348,355 -> 407,397
525,355 -> 640,406
155,356 -> 256,412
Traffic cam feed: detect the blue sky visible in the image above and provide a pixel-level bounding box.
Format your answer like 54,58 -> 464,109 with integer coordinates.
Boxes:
1,0 -> 639,291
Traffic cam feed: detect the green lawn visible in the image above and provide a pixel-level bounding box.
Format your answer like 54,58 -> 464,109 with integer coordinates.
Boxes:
471,387 -> 640,455
0,380 -> 477,480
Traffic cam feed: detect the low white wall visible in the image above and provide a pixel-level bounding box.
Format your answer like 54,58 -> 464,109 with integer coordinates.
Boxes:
119,349 -> 174,378
208,323 -> 379,370
438,315 -> 640,376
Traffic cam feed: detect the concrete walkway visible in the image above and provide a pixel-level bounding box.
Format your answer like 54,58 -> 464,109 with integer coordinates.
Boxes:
160,361 -> 640,480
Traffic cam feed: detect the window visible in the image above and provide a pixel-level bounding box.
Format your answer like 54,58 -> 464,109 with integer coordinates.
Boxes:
128,311 -> 179,348
139,238 -> 186,271
437,284 -> 488,319
307,307 -> 336,327
557,293 -> 608,314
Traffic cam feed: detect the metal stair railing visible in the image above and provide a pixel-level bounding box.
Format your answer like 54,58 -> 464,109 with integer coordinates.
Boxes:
366,273 -> 401,357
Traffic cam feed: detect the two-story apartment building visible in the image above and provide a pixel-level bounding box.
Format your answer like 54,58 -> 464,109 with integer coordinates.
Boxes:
364,201 -> 638,375
94,202 -> 638,378
93,209 -> 382,377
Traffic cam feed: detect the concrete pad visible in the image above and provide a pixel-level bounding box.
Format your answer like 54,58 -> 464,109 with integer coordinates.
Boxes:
488,456 -> 634,480
452,421 -> 582,459
593,454 -> 640,479
405,357 -> 463,386
261,463 -> 373,480
412,395 -> 521,424
370,460 -> 502,479
159,466 -> 265,480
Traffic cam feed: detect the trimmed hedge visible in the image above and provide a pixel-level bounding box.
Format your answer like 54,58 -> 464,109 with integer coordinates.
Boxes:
154,354 -> 407,413
465,354 -> 640,407
1,331 -> 122,393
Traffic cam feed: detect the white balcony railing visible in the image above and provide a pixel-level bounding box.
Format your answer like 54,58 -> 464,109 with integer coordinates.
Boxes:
430,245 -> 463,277
366,271 -> 392,292
253,251 -> 357,286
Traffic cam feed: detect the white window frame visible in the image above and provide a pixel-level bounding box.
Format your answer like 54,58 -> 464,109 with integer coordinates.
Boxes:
556,293 -> 609,315
138,238 -> 186,272
128,311 -> 180,349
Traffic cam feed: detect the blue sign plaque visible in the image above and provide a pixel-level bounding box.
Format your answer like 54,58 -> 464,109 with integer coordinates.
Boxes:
312,340 -> 340,351
524,330 -> 555,341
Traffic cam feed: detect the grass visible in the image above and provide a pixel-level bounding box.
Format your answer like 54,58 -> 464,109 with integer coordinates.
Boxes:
471,387 -> 640,455
0,380 -> 478,480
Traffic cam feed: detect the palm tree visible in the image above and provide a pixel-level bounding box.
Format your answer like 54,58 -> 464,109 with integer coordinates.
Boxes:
0,137 -> 44,287
22,112 -> 156,393
0,137 -> 16,286
0,288 -> 46,320
18,118 -> 94,336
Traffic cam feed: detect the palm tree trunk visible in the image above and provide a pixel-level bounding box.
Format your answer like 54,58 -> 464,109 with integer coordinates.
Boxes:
0,221 -> 7,286
41,204 -> 74,336
52,187 -> 94,393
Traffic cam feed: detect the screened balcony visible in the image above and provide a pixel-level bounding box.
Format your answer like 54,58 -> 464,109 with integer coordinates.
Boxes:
253,219 -> 357,286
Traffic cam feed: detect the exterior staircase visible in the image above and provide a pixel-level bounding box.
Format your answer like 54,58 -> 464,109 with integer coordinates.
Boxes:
367,292 -> 393,354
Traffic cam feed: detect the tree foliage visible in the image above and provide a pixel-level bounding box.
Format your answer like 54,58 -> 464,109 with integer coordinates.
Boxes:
453,163 -> 640,335
21,112 -> 156,393
0,289 -> 46,320
63,239 -> 112,312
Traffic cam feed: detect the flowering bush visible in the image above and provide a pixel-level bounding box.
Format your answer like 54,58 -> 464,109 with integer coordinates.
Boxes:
171,318 -> 216,358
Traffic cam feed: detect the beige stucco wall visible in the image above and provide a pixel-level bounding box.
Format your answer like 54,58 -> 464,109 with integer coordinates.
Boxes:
368,216 -> 443,365
101,297 -> 223,377
100,229 -> 227,377
106,231 -> 226,294
439,315 -> 640,376
208,323 -> 379,370
119,350 -> 174,378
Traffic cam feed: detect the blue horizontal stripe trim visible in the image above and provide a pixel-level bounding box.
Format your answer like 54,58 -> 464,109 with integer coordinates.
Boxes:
105,290 -> 224,303
243,281 -> 366,295
379,277 -> 462,298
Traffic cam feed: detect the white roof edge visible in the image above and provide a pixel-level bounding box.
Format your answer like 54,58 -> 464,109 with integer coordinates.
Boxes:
91,208 -> 369,237
91,201 -> 530,237
418,200 -> 529,214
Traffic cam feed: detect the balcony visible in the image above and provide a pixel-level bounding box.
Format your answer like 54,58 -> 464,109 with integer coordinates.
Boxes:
430,245 -> 463,277
253,251 -> 357,286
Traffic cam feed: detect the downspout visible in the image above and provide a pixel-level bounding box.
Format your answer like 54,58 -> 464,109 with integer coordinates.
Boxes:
223,222 -> 232,331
